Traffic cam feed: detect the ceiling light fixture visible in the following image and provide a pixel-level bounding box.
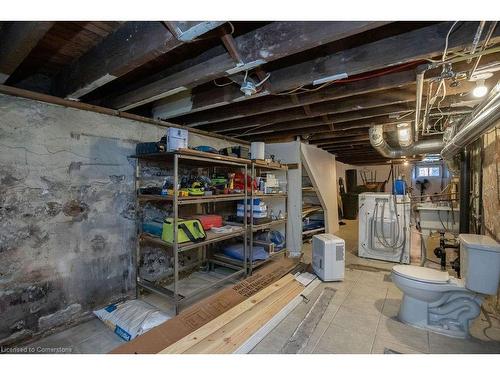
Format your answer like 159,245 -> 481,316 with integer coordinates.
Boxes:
472,79 -> 488,97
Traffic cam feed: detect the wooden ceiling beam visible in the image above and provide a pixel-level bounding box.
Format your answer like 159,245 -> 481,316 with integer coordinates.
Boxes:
154,22 -> 498,119
103,21 -> 390,111
0,21 -> 54,84
174,69 -> 417,126
175,66 -> 483,127
236,105 -> 411,137
312,136 -> 371,146
53,21 -> 186,100
204,88 -> 415,133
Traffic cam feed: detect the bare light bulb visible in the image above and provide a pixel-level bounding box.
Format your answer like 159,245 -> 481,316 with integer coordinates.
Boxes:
473,80 -> 488,98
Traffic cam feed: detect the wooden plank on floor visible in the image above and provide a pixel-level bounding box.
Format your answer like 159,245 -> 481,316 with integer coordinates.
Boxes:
281,286 -> 336,353
159,274 -> 296,354
188,280 -> 305,354
111,258 -> 299,353
233,278 -> 321,354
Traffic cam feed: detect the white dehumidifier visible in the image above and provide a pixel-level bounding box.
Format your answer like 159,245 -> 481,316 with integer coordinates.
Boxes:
312,234 -> 345,281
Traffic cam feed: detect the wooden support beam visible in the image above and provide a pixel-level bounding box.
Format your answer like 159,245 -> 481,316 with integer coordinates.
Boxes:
104,21 -> 390,111
154,22 -> 498,118
237,108 -> 409,138
250,124 -> 382,143
203,88 -> 416,133
54,22 -> 185,99
175,64 -> 482,126
0,21 -> 54,84
174,70 -> 417,126
312,136 -> 371,146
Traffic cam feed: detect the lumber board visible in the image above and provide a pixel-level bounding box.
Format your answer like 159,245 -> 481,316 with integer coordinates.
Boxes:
184,280 -> 304,354
233,279 -> 321,354
158,274 -> 295,354
111,257 -> 299,353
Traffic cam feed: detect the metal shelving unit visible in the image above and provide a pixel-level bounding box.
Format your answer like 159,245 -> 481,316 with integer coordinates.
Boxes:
248,162 -> 288,274
132,150 -> 250,314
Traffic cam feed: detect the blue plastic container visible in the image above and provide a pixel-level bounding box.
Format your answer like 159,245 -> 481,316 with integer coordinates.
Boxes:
393,179 -> 406,195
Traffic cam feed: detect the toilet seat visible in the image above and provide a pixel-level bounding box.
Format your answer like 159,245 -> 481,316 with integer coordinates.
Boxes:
392,265 -> 450,284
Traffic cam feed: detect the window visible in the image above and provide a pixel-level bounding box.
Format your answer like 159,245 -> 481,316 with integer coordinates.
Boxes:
417,167 -> 428,177
417,166 -> 440,178
429,167 -> 440,177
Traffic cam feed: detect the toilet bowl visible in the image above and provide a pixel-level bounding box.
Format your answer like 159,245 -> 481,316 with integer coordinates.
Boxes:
391,234 -> 500,338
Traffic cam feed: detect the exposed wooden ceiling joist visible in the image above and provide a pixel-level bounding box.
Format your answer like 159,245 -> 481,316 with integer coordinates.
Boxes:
103,21 -> 390,111
53,22 -> 188,99
154,21 -> 498,119
173,69 -> 417,126
237,105 -> 412,137
0,22 -> 54,84
174,61 -> 487,128
202,88 -> 416,133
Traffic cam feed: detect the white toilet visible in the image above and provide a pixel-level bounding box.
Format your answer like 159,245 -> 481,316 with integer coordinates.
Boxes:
391,234 -> 500,338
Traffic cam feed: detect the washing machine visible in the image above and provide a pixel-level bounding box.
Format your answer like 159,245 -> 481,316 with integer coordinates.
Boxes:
358,192 -> 411,263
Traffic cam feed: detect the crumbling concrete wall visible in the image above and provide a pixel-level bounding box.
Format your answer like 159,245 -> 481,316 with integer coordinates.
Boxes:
0,93 -> 237,345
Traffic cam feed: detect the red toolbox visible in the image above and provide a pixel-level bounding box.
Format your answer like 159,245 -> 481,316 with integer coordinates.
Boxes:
191,215 -> 223,230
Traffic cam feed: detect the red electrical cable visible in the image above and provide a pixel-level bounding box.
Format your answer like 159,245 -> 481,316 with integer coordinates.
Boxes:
332,60 -> 424,84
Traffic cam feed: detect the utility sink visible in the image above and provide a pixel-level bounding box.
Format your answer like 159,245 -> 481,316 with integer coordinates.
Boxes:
415,203 -> 460,233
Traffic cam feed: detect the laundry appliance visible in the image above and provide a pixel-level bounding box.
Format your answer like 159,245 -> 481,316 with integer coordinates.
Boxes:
358,192 -> 411,263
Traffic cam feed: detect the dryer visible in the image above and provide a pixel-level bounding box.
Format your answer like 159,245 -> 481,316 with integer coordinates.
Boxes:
358,192 -> 410,263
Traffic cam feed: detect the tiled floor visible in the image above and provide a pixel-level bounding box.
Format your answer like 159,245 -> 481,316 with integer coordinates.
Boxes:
18,220 -> 500,354
251,221 -> 500,354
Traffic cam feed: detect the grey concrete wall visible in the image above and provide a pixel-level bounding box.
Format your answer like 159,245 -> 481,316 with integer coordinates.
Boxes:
0,93 -> 236,345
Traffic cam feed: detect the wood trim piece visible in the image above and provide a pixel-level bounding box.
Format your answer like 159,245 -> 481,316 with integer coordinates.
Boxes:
159,274 -> 296,354
234,278 -> 321,354
198,281 -> 305,354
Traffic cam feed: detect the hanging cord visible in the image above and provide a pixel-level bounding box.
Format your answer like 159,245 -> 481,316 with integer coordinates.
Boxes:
442,21 -> 460,62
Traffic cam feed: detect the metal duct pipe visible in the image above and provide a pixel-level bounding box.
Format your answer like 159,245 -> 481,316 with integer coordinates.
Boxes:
441,82 -> 500,162
369,125 -> 444,158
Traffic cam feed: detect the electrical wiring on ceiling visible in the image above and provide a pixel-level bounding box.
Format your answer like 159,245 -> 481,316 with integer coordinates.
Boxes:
272,60 -> 422,96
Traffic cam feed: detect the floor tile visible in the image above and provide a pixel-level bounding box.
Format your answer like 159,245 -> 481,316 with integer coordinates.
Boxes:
73,329 -> 124,354
381,298 -> 401,319
428,331 -> 500,354
349,281 -> 388,299
342,292 -> 385,315
371,336 -> 424,354
376,316 -> 430,353
65,318 -> 107,345
313,322 -> 375,354
330,305 -> 380,335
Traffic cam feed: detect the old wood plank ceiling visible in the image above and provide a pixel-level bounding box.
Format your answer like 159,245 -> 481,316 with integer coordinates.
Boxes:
1,21 -> 499,164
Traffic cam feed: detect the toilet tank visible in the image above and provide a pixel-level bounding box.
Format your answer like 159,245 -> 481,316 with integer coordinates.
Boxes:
459,234 -> 500,295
